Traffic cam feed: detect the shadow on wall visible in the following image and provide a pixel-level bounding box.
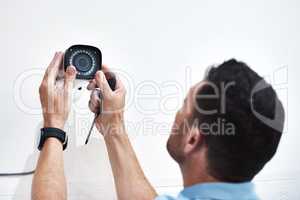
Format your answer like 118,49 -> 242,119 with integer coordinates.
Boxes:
12,113 -> 117,200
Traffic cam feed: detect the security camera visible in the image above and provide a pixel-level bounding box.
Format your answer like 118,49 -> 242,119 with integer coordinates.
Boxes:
64,44 -> 102,80
64,45 -> 116,102
63,45 -> 101,102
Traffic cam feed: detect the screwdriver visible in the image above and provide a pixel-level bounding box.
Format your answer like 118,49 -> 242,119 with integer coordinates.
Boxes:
85,89 -> 103,145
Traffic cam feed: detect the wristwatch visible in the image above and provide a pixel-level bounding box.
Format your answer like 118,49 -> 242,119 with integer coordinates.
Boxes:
38,127 -> 68,151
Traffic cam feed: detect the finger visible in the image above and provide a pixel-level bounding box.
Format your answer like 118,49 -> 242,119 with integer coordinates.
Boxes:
44,52 -> 64,85
114,74 -> 125,91
64,65 -> 77,93
57,62 -> 65,80
87,79 -> 97,90
90,89 -> 102,103
95,71 -> 111,94
102,65 -> 116,91
102,66 -> 123,91
101,64 -> 111,73
89,100 -> 98,113
104,72 -> 117,91
89,89 -> 101,113
41,52 -> 58,84
89,99 -> 100,113
87,65 -> 113,90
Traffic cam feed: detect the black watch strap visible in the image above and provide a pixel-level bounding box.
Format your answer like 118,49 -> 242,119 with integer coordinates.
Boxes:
38,127 -> 68,151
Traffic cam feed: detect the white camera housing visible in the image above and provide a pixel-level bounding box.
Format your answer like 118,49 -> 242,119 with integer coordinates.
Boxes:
72,79 -> 87,102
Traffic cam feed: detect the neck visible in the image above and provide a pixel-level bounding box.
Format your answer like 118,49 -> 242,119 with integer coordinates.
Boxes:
180,151 -> 219,187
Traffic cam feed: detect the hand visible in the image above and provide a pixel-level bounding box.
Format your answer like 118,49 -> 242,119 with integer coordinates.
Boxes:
39,52 -> 77,130
87,65 -> 126,136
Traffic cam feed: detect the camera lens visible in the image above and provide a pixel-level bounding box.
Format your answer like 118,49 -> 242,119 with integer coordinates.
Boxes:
68,49 -> 97,76
64,45 -> 102,80
73,53 -> 93,72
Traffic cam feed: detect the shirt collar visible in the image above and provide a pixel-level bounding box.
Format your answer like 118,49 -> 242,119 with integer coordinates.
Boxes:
178,182 -> 259,200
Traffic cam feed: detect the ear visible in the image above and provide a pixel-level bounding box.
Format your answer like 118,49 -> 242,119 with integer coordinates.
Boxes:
183,126 -> 204,155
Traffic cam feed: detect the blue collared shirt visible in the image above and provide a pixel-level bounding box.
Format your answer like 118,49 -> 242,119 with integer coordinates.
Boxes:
155,182 -> 260,200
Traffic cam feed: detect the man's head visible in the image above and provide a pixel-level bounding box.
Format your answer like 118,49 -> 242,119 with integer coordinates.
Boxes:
167,59 -> 285,182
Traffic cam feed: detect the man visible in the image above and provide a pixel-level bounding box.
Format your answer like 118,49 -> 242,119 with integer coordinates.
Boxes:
31,52 -> 285,200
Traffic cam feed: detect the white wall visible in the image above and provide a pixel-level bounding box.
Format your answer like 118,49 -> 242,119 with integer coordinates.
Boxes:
0,0 -> 299,199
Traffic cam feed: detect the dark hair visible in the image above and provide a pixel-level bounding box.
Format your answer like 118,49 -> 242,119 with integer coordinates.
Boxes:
192,59 -> 285,182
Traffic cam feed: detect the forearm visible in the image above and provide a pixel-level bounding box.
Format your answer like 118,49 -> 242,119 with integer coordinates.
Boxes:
104,123 -> 157,200
32,138 -> 67,200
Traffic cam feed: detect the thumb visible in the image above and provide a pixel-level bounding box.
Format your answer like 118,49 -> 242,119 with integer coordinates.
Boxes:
95,70 -> 112,95
64,65 -> 77,92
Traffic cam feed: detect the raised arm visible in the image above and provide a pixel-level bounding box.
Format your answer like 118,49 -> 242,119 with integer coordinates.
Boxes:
31,52 -> 76,200
88,67 -> 157,200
